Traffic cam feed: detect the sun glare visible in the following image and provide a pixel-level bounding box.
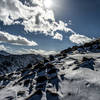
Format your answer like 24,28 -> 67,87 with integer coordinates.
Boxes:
44,0 -> 53,8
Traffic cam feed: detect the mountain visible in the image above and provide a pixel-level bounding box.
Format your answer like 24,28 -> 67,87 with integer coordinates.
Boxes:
0,39 -> 100,100
0,53 -> 44,75
0,50 -> 10,56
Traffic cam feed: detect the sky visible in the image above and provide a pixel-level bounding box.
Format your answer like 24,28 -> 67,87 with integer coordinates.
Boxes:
0,0 -> 100,54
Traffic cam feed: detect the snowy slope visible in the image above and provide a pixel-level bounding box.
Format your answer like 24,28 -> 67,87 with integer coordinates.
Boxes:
0,39 -> 100,100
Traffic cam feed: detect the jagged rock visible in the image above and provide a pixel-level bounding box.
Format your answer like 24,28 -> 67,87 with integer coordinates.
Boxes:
62,53 -> 67,58
44,58 -> 49,64
47,68 -> 58,74
80,57 -> 95,70
46,90 -> 59,96
60,74 -> 65,80
49,55 -> 55,61
33,62 -> 44,71
17,91 -> 25,96
7,73 -> 14,77
24,79 -> 32,86
82,57 -> 94,62
60,47 -> 72,54
34,89 -> 43,95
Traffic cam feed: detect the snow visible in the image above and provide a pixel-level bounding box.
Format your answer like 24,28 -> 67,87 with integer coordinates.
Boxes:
0,41 -> 100,100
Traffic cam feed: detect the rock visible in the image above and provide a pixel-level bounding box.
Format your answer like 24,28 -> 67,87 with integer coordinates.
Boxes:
47,68 -> 58,74
36,76 -> 47,83
6,96 -> 14,100
17,91 -> 25,96
46,90 -> 59,96
34,89 -> 42,95
46,63 -> 55,69
49,55 -> 55,61
24,79 -> 31,86
26,63 -> 32,69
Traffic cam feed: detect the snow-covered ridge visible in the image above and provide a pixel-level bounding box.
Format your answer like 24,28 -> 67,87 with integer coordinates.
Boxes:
0,38 -> 100,100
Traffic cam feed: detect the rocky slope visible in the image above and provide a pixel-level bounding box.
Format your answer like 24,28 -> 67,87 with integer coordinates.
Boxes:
0,53 -> 43,75
0,39 -> 100,100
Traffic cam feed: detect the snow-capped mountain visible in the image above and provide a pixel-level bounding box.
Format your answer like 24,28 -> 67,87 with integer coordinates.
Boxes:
0,38 -> 100,100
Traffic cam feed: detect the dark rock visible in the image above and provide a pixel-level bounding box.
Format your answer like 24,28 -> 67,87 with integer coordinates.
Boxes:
17,91 -> 25,96
34,89 -> 42,95
44,58 -> 49,64
6,96 -> 14,100
36,84 -> 44,89
46,90 -> 58,96
82,57 -> 94,62
67,92 -> 74,96
33,62 -> 44,71
72,66 -> 79,70
36,76 -> 47,83
24,79 -> 31,86
49,55 -> 55,61
47,68 -> 58,74
26,63 -> 32,69
60,74 -> 65,80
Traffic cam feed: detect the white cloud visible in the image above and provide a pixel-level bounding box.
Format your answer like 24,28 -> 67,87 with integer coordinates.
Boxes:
0,31 -> 38,46
8,48 -> 57,55
53,33 -> 63,40
0,45 -> 57,55
69,34 -> 93,44
0,45 -> 7,51
29,49 -> 57,55
0,0 -> 75,40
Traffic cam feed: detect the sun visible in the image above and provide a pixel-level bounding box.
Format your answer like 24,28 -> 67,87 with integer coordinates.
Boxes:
44,0 -> 53,9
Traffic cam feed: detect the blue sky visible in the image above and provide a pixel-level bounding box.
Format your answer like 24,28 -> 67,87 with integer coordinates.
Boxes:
0,0 -> 100,54
54,0 -> 100,36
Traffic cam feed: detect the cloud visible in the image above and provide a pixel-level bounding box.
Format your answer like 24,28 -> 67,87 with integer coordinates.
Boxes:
8,48 -> 57,55
53,33 -> 63,40
0,0 -> 75,40
69,34 -> 93,44
29,49 -> 57,55
0,31 -> 38,46
0,45 -> 7,51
